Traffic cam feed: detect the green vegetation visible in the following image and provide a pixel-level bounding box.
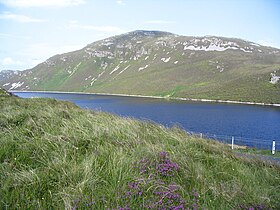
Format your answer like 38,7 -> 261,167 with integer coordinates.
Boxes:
1,31 -> 280,104
0,87 -> 13,97
0,88 -> 5,95
236,148 -> 280,158
1,95 -> 280,209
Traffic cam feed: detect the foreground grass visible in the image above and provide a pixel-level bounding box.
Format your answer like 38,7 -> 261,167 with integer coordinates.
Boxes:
235,148 -> 280,158
0,88 -> 12,96
0,96 -> 280,209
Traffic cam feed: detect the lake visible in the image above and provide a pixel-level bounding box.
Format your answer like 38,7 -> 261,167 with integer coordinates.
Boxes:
13,92 -> 280,149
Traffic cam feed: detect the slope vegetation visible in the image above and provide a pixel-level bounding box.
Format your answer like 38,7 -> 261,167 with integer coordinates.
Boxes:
1,30 -> 280,103
1,96 -> 280,209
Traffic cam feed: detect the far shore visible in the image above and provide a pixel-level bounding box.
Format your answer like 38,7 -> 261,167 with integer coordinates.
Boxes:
9,90 -> 280,107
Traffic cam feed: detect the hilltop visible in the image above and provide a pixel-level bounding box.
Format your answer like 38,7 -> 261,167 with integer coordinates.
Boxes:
0,95 -> 280,209
1,30 -> 280,103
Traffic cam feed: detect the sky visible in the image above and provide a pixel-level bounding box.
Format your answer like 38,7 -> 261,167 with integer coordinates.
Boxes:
0,0 -> 280,71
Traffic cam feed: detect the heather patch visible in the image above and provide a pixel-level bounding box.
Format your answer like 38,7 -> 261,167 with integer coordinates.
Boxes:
1,97 -> 280,209
115,152 -> 202,210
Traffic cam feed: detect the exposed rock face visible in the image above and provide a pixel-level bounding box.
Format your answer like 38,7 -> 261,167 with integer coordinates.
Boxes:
270,72 -> 280,84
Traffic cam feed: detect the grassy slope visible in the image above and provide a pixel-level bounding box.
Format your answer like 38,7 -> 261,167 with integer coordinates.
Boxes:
0,88 -> 5,95
0,88 -> 13,97
1,33 -> 280,104
85,60 -> 280,103
1,96 -> 280,209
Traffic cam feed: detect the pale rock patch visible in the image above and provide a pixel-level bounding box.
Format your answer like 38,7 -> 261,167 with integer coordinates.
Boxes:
90,71 -> 105,86
110,65 -> 120,74
270,73 -> 280,84
10,81 -> 24,90
161,57 -> 171,63
69,62 -> 81,77
138,64 -> 149,71
3,82 -> 10,86
118,65 -> 131,75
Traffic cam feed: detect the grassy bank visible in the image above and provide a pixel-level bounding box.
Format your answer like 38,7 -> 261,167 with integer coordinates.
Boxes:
235,148 -> 280,158
1,95 -> 280,209
9,90 -> 280,107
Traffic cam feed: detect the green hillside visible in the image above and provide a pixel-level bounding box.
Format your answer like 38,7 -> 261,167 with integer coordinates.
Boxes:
1,95 -> 280,209
0,87 -> 13,97
1,30 -> 280,103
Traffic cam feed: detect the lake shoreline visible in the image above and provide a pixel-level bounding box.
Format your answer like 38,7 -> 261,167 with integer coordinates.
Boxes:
10,90 -> 280,107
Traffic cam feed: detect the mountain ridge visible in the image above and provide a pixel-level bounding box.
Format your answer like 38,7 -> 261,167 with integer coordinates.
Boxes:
1,30 -> 280,103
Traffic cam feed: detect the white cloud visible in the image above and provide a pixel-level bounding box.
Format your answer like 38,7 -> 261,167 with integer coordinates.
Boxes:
0,12 -> 46,23
0,43 -> 85,70
258,40 -> 280,49
0,33 -> 31,39
116,0 -> 125,5
0,57 -> 44,70
1,57 -> 23,66
22,43 -> 84,58
29,58 -> 43,67
67,20 -> 124,33
145,20 -> 176,24
0,0 -> 85,8
56,44 -> 85,54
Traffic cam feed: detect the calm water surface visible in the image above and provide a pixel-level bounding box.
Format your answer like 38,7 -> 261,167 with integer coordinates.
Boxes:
14,92 -> 280,148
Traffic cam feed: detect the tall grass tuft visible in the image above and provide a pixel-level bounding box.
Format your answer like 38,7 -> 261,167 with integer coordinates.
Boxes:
0,96 -> 280,209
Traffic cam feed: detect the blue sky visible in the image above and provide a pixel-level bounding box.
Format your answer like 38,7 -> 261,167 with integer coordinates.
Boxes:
0,0 -> 280,70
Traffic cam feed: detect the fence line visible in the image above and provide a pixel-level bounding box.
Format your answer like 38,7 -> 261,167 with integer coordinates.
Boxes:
188,131 -> 277,151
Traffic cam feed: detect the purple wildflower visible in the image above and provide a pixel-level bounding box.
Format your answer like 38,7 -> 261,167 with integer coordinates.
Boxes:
114,152 -> 202,210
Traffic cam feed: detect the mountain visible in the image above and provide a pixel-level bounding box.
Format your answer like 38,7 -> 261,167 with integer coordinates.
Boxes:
1,30 -> 280,103
0,70 -> 20,83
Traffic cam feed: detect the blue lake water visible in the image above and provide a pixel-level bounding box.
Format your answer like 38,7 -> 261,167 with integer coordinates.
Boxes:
13,92 -> 280,149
